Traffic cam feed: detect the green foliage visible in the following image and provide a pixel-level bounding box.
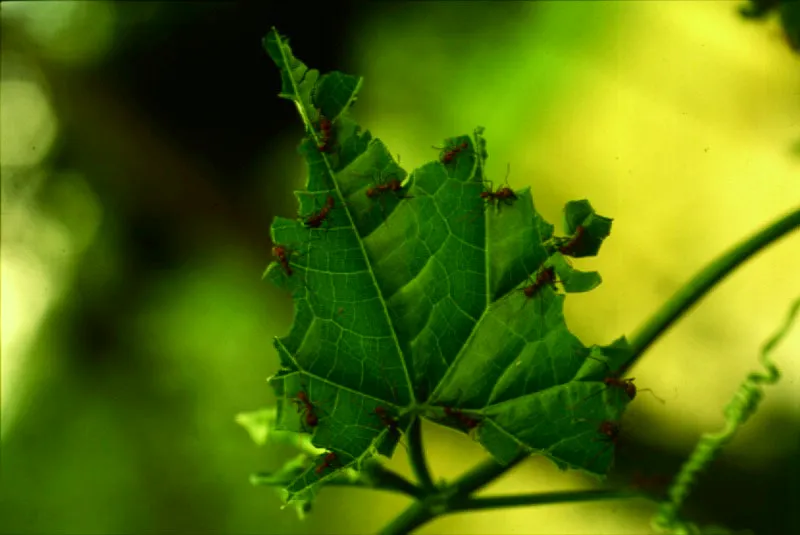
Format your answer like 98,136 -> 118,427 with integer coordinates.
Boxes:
241,25 -> 800,535
260,27 -> 623,504
739,0 -> 800,52
652,297 -> 800,535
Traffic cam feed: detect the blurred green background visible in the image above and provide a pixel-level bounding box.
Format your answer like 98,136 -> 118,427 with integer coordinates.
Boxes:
1,1 -> 798,534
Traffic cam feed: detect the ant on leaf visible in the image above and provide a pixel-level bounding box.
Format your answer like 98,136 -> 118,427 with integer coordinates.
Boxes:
315,451 -> 338,475
290,389 -> 321,431
570,355 -> 665,411
573,418 -> 623,473
458,163 -> 518,225
480,163 -> 517,212
432,140 -> 470,165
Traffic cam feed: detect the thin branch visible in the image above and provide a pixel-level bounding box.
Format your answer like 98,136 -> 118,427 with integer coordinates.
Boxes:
621,205 -> 800,376
406,416 -> 436,492
450,489 -> 645,512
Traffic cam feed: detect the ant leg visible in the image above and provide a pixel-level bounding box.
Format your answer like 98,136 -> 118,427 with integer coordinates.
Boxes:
585,355 -> 614,374
567,385 -> 607,411
637,388 -> 666,404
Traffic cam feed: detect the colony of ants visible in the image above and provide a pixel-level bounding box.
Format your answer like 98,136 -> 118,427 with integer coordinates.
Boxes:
272,129 -> 648,480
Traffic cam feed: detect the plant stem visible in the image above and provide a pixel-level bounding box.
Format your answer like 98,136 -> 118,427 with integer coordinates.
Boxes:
406,416 -> 436,492
360,465 -> 428,500
251,468 -> 424,500
379,500 -> 437,535
451,451 -> 529,496
378,454 -> 529,535
449,489 -> 644,512
621,205 -> 800,376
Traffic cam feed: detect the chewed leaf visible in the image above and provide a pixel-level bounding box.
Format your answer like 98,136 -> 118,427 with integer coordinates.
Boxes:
547,252 -> 600,293
312,72 -> 362,120
261,28 -> 630,501
559,200 -> 613,258
262,29 -> 319,126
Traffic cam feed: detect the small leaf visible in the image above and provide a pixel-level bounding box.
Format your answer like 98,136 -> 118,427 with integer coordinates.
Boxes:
262,28 -> 320,130
560,200 -> 613,258
235,408 -> 275,446
550,252 -> 602,293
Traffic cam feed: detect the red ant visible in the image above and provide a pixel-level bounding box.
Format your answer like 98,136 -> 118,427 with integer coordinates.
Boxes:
577,419 -> 622,472
570,355 -> 665,410
272,244 -> 300,277
374,406 -> 400,435
316,115 -> 335,153
367,175 -> 411,200
480,163 -> 517,209
519,266 -> 558,304
303,195 -> 335,230
444,406 -> 481,431
360,156 -> 414,207
559,225 -> 587,257
315,452 -> 338,475
433,141 -> 469,164
291,390 -> 319,429
374,406 -> 409,450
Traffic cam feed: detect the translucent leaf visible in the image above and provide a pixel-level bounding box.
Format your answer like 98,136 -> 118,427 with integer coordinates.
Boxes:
261,28 -> 631,502
235,408 -> 275,446
557,199 -> 613,258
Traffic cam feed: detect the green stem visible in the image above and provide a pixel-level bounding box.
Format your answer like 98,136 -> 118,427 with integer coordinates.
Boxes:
360,464 -> 428,500
450,489 -> 645,512
621,205 -> 800,376
451,452 -> 529,496
378,454 -> 529,535
378,500 -> 437,535
406,416 -> 436,492
251,468 -> 424,500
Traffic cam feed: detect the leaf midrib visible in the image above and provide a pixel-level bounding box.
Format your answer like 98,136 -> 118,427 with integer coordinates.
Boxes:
272,29 -> 414,407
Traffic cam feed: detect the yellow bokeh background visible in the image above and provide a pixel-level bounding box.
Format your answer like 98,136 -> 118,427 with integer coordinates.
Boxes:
1,1 -> 798,534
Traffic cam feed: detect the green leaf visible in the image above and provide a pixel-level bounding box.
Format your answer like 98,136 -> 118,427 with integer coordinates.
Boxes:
557,199 -> 613,258
262,28 -> 630,502
235,408 -> 275,446
251,454 -> 315,520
